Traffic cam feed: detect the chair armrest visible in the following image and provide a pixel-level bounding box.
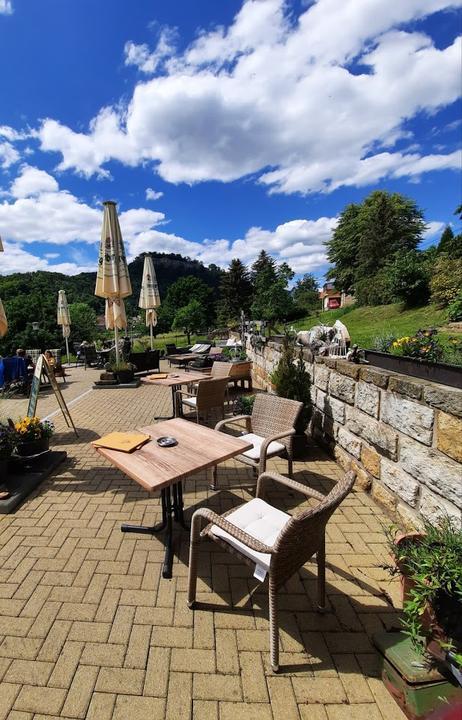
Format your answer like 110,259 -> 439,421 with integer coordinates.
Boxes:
214,415 -> 252,432
260,428 -> 296,458
175,390 -> 195,399
191,507 -> 274,554
256,471 -> 326,501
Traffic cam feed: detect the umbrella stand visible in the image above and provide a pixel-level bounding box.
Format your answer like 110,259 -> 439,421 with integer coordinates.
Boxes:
114,325 -> 120,365
65,337 -> 70,366
150,322 -> 153,351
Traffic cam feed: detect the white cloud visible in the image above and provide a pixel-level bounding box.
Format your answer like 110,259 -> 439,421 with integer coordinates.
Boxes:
146,187 -> 163,200
423,221 -> 446,238
124,27 -> 176,74
0,0 -> 13,15
0,241 -> 94,275
35,0 -> 462,194
10,165 -> 59,198
0,141 -> 19,169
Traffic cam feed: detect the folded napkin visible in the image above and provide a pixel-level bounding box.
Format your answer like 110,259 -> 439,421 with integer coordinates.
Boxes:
92,432 -> 150,453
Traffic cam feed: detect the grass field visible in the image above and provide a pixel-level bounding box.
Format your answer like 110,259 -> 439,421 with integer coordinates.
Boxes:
291,303 -> 460,349
132,331 -> 209,353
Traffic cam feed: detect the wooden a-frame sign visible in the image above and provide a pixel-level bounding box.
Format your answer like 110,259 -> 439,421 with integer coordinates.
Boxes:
27,354 -> 78,436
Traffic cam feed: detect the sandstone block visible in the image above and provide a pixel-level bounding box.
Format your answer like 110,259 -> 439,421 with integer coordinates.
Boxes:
314,364 -> 330,391
346,407 -> 398,460
334,445 -> 352,472
371,481 -> 397,514
380,459 -> 420,507
381,393 -> 434,445
355,381 -> 380,418
329,372 -> 356,404
335,360 -> 360,379
423,385 -> 462,419
400,437 -> 462,509
323,395 -> 346,424
396,503 -> 423,532
337,427 -> 361,459
419,488 -> 461,527
323,357 -> 338,369
388,377 -> 422,400
350,462 -> 372,491
361,445 -> 380,478
359,366 -> 390,388
436,411 -> 462,462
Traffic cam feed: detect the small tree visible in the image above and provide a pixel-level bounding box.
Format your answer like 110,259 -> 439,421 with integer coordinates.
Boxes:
270,334 -> 312,431
430,258 -> 462,308
69,302 -> 97,341
387,250 -> 430,307
172,300 -> 206,345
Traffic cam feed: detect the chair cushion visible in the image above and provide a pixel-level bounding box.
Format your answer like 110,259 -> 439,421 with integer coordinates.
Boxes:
240,433 -> 285,461
210,498 -> 290,573
182,396 -> 197,407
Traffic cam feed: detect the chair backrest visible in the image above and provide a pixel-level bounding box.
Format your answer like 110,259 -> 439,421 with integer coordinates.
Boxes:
26,349 -> 41,365
165,343 -> 176,355
192,343 -> 211,354
250,393 -> 303,451
84,346 -> 97,362
272,471 -> 356,585
196,377 -> 228,411
210,361 -> 233,379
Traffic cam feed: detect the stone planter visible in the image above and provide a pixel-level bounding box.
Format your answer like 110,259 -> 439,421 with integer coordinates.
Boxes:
16,437 -> 50,457
0,456 -> 9,479
114,369 -> 135,384
364,350 -> 462,389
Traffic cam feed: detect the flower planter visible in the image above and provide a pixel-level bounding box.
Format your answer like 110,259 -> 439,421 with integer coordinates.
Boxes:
364,350 -> 462,389
16,437 -> 50,457
0,457 -> 9,479
114,369 -> 134,384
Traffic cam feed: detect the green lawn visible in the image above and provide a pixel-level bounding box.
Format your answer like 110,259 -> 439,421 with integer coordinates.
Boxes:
291,303 -> 459,350
132,331 -> 209,353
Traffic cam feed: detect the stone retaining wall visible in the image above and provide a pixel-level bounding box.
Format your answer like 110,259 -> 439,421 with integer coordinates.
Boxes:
247,340 -> 462,530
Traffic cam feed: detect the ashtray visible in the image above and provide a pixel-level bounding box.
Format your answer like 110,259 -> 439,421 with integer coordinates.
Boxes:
169,374 -> 179,378
157,436 -> 178,447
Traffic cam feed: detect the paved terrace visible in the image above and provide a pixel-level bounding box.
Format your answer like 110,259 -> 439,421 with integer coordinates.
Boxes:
0,363 -> 407,720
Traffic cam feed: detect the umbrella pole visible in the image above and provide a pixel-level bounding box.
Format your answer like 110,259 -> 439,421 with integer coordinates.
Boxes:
114,325 -> 120,365
65,337 -> 70,366
150,322 -> 153,351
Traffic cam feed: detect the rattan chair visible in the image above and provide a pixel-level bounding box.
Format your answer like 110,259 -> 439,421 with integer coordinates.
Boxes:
188,469 -> 356,672
211,393 -> 302,490
176,376 -> 229,423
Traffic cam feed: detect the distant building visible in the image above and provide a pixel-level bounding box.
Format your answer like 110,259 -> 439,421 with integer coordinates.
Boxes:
319,283 -> 354,311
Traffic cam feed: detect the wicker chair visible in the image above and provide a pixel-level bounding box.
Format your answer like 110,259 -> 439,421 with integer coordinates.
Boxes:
176,377 -> 229,424
188,469 -> 356,672
211,393 -> 302,490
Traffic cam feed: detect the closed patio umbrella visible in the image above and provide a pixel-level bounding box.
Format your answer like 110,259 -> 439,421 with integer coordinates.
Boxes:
57,289 -> 71,365
95,201 -> 132,365
138,255 -> 161,350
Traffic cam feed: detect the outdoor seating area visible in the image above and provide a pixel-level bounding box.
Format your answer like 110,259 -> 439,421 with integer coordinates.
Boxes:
0,360 -> 411,719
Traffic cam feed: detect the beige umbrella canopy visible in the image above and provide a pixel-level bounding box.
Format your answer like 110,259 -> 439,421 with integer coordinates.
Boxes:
138,255 -> 161,350
0,239 -> 6,338
57,290 -> 71,364
95,201 -> 132,365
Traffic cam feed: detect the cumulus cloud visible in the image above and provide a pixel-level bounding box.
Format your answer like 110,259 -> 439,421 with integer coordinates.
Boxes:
10,165 -> 59,198
146,187 -> 163,200
0,240 -> 95,275
0,141 -> 19,169
36,0 -> 462,193
124,27 -> 176,74
0,0 -> 13,15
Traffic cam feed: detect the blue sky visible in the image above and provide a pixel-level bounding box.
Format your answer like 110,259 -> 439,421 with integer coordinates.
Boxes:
0,0 -> 461,282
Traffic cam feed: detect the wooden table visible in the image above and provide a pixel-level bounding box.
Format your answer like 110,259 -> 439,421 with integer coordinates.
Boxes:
94,419 -> 252,578
166,352 -> 202,368
142,370 -> 207,420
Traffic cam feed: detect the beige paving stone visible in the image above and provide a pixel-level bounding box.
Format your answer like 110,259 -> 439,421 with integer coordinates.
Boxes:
325,704 -> 383,720
4,659 -> 53,686
166,671 -> 193,720
144,646 -> 171,697
239,651 -> 269,703
193,700 -> 218,720
193,673 -> 242,702
299,706 -> 329,720
292,677 -> 347,704
36,620 -> 71,662
267,676 -> 300,720
171,648 -> 216,673
96,666 -> 145,695
219,702 -> 273,720
216,628 -> 239,674
113,694 -> 166,720
0,682 -> 20,720
86,692 -> 116,720
124,624 -> 151,668
13,685 -> 66,715
68,620 -> 111,643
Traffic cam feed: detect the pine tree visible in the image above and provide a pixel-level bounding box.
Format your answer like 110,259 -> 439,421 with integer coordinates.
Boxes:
217,259 -> 252,325
437,225 -> 462,258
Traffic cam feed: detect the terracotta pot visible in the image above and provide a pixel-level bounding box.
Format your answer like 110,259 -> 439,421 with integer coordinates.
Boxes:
16,437 -> 50,457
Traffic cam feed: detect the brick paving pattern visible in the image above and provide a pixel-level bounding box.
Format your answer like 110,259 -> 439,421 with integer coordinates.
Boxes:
0,362 -> 407,719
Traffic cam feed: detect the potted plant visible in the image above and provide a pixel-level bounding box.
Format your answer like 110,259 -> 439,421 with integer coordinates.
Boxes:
270,333 -> 312,456
12,416 -> 54,457
109,361 -> 135,384
387,519 -> 462,683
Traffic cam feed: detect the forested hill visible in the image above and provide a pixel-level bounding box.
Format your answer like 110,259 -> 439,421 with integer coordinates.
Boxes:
0,252 -> 223,353
0,252 -> 222,315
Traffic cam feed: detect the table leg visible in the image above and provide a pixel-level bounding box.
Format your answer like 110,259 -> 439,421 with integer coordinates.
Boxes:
120,482 -> 186,579
155,385 -> 178,421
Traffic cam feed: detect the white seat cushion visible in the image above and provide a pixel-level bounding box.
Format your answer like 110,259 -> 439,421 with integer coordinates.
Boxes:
240,433 -> 285,461
210,498 -> 290,572
182,396 -> 197,407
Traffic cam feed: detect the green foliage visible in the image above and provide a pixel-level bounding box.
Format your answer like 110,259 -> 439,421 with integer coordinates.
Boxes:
292,273 -> 319,314
234,394 -> 255,416
389,328 -> 443,363
69,303 -> 97,342
164,275 -> 215,328
172,299 -> 207,344
437,225 -> 462,259
430,257 -> 462,308
217,259 -> 253,325
386,250 -> 430,307
326,190 -> 425,305
250,251 -> 294,323
270,334 -> 312,430
389,518 -> 462,658
448,294 -> 462,322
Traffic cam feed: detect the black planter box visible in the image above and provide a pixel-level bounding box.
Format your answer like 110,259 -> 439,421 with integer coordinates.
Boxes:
364,350 -> 462,389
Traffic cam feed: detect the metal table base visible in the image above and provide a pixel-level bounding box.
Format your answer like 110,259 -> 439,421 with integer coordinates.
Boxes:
121,481 -> 187,579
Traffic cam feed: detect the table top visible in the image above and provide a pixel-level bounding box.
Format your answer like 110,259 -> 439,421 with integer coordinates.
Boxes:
167,353 -> 202,362
94,418 -> 253,492
141,370 -> 207,387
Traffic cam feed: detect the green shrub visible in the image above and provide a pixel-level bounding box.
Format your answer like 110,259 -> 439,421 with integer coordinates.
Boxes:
270,334 -> 312,430
390,328 -> 443,363
448,294 -> 462,322
430,258 -> 462,308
